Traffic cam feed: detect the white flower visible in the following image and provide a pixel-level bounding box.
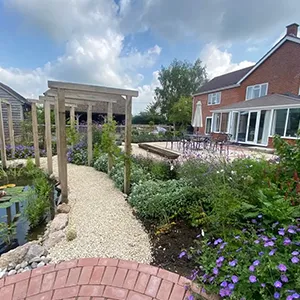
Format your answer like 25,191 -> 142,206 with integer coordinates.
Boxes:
250,165 -> 253,168
231,170 -> 237,175
201,229 -> 205,237
220,169 -> 224,173
216,171 -> 220,174
170,165 -> 174,171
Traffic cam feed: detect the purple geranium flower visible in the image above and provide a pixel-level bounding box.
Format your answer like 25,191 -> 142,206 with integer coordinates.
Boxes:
259,251 -> 264,256
274,281 -> 282,288
253,260 -> 260,266
254,240 -> 260,244
214,238 -> 223,245
291,257 -> 299,264
292,251 -> 299,256
213,267 -> 219,275
220,281 -> 227,287
178,251 -> 186,258
284,238 -> 292,245
277,264 -> 287,272
278,229 -> 285,236
288,228 -> 296,234
269,249 -> 277,256
292,293 -> 300,299
249,275 -> 257,283
261,283 -> 266,287
287,296 -> 293,300
187,296 -> 194,300
228,283 -> 235,290
281,275 -> 288,283
264,241 -> 275,247
231,275 -> 239,283
219,288 -> 231,297
229,260 -> 237,267
249,265 -> 255,272
274,292 -> 280,299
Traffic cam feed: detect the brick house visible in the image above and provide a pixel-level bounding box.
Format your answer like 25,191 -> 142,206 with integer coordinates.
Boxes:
192,23 -> 300,147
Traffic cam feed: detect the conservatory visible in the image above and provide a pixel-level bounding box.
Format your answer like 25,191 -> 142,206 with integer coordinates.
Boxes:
210,94 -> 300,146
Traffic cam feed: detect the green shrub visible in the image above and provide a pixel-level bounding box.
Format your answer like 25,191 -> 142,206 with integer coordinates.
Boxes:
133,156 -> 178,181
94,154 -> 108,173
110,161 -> 151,192
128,179 -> 192,222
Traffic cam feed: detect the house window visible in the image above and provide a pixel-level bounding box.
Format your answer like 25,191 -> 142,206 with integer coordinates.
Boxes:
273,109 -> 288,136
286,108 -> 300,137
213,113 -> 221,132
220,113 -> 229,132
246,83 -> 268,100
208,92 -> 221,105
205,117 -> 212,134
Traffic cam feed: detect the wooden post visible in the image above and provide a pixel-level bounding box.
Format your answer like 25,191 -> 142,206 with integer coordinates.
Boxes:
6,104 -> 15,158
76,115 -> 80,132
57,89 -> 68,203
70,106 -> 75,128
107,102 -> 113,174
54,101 -> 61,179
6,206 -> 12,226
31,103 -> 40,167
107,102 -> 113,122
87,105 -> 93,166
0,102 -> 7,168
124,95 -> 132,195
44,101 -> 53,174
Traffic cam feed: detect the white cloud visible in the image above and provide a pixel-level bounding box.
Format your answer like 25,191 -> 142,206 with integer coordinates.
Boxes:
134,71 -> 160,115
120,0 -> 300,43
247,46 -> 259,52
200,44 -> 255,79
0,0 -> 161,114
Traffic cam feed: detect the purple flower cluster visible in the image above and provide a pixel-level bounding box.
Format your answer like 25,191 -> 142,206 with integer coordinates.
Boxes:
6,144 -> 46,159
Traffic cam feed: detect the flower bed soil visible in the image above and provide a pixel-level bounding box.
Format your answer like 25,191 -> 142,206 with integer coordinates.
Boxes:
144,220 -> 199,277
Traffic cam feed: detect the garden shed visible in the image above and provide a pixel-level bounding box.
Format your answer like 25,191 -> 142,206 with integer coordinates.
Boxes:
0,82 -> 30,138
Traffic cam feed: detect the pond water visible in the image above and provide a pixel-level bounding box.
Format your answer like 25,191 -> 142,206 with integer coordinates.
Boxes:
0,176 -> 57,255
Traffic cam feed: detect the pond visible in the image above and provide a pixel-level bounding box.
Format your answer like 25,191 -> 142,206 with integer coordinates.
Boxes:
0,176 -> 57,255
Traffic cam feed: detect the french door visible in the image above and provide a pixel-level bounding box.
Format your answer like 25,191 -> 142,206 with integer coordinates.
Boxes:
232,110 -> 271,145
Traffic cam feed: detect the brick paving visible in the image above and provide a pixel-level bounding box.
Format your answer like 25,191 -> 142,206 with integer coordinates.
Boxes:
0,258 -> 198,300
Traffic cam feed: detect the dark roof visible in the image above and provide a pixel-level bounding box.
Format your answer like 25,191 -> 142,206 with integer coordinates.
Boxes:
211,94 -> 300,111
0,82 -> 28,104
196,66 -> 254,94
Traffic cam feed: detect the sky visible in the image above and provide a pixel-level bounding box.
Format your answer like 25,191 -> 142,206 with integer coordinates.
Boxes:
0,0 -> 300,114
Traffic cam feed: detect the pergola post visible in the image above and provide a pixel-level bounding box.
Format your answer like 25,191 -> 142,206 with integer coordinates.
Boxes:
57,89 -> 68,203
124,95 -> 132,195
6,103 -> 15,158
107,102 -> 113,174
0,101 -> 7,168
87,104 -> 93,166
54,100 -> 61,178
70,106 -> 75,128
31,103 -> 40,167
107,102 -> 113,121
44,101 -> 53,175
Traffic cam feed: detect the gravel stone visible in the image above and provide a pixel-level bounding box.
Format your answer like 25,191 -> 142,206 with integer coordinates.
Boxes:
31,262 -> 38,269
39,157 -> 152,264
37,261 -> 45,268
20,261 -> 28,268
8,270 -> 16,276
15,264 -> 21,271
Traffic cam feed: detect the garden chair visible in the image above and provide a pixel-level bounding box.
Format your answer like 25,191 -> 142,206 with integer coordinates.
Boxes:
210,132 -> 232,155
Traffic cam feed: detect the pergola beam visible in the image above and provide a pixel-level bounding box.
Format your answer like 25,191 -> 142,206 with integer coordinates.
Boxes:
48,81 -> 138,97
40,96 -> 116,106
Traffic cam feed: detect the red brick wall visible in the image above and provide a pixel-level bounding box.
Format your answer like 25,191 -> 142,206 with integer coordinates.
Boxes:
193,40 -> 300,135
267,136 -> 297,148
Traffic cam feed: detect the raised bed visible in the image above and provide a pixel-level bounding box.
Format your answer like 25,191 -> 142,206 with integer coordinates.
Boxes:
138,143 -> 180,159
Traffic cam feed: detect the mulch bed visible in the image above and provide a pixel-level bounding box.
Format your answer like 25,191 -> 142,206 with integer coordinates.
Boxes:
144,220 -> 200,278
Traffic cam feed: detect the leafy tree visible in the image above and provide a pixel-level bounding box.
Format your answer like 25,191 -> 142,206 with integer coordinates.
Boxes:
153,59 -> 207,120
169,96 -> 192,127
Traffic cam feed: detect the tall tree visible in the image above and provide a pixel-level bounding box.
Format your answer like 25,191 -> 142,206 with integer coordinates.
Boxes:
169,96 -> 193,127
154,59 -> 207,120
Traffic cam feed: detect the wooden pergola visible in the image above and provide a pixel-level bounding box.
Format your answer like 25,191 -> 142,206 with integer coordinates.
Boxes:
0,81 -> 138,203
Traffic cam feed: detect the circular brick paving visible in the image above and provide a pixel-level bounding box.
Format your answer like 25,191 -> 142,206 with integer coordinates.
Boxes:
0,258 -> 197,300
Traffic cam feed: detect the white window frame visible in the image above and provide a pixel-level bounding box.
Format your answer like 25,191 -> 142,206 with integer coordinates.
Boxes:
205,117 -> 212,134
271,108 -> 300,138
246,83 -> 268,100
208,92 -> 221,105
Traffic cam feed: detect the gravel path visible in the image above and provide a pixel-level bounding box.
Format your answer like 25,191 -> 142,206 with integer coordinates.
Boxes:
36,157 -> 153,264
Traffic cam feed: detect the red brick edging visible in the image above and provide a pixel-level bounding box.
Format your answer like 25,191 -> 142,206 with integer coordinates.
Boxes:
0,258 -> 195,300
